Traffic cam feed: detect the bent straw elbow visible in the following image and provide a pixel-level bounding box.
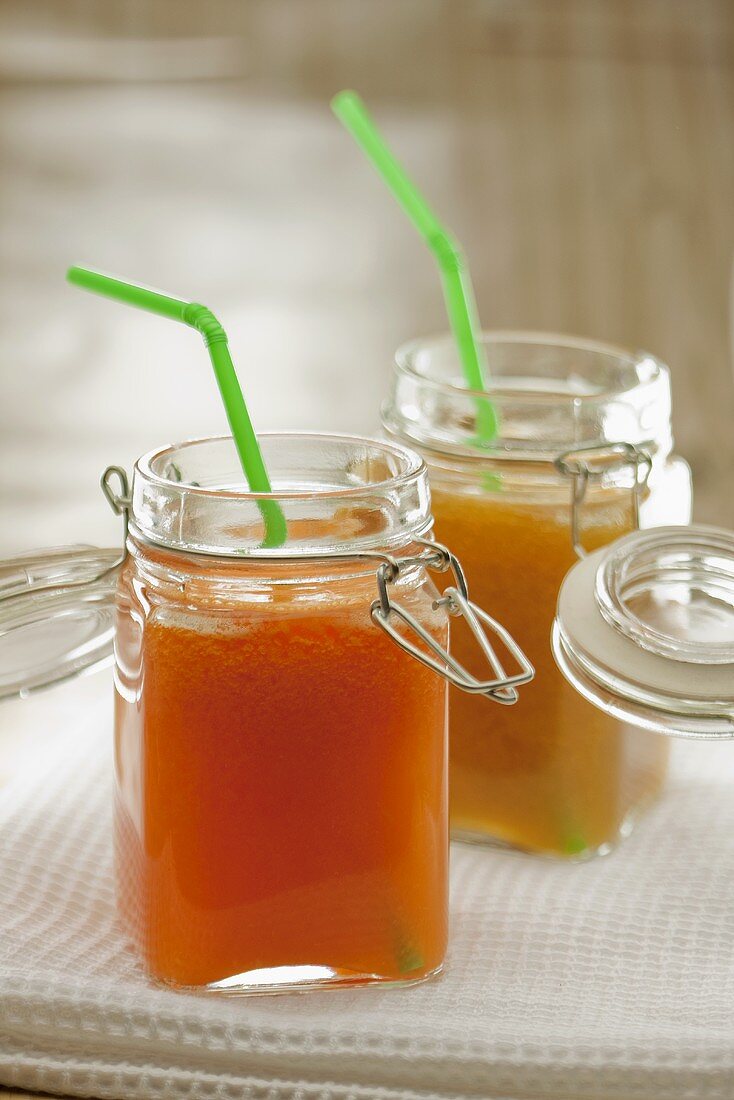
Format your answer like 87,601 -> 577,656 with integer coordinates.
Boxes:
427,231 -> 465,275
67,264 -> 288,547
329,91 -> 500,441
182,303 -> 229,348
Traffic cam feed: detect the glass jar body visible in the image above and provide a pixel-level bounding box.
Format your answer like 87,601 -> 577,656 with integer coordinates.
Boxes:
113,435 -> 449,991
429,459 -> 690,857
384,333 -> 693,858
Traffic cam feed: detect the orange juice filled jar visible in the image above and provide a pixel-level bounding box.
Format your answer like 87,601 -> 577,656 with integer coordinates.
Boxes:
383,333 -> 692,858
111,432 -> 531,991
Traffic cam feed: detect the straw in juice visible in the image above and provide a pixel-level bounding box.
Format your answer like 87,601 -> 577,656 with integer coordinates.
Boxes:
332,94 -> 601,854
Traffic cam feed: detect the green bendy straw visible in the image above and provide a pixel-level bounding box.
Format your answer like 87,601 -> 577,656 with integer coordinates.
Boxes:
331,90 -> 498,443
67,266 -> 287,548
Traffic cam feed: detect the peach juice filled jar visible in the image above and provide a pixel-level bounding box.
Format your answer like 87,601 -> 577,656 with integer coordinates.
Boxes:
383,332 -> 692,858
110,432 -> 531,990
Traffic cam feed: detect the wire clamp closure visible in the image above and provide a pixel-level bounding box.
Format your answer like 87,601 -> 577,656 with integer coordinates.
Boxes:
370,538 -> 534,703
554,443 -> 652,559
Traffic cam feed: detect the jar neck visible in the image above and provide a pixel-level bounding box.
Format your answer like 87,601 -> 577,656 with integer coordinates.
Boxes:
384,444 -> 665,520
383,331 -> 675,470
126,528 -> 433,592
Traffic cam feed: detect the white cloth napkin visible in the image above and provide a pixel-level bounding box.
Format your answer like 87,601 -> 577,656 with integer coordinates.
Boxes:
2,674 -> 734,1100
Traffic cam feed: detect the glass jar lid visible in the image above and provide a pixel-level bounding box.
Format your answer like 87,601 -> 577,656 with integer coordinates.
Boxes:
0,545 -> 119,700
552,525 -> 734,738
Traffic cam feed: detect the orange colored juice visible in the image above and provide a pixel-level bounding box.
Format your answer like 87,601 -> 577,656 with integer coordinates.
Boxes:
432,484 -> 670,857
114,557 -> 448,989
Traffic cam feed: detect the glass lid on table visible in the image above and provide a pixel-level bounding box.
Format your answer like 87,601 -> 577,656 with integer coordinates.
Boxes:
552,525 -> 734,738
0,544 -> 120,700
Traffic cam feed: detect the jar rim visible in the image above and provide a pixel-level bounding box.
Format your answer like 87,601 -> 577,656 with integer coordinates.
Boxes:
130,432 -> 433,558
394,330 -> 666,403
386,329 -> 674,465
135,431 -> 426,502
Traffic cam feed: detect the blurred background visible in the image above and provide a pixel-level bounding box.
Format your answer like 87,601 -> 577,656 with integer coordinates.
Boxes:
1,0 -> 733,555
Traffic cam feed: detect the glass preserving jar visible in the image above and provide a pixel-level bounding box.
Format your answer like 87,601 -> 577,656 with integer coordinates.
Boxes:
383,332 -> 692,859
0,432 -> 532,994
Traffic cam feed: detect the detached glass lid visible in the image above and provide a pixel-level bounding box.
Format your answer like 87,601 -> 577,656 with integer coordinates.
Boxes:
552,525 -> 734,738
0,545 -> 120,700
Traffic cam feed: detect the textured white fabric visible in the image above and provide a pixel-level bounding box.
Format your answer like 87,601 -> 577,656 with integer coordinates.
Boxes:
2,675 -> 734,1100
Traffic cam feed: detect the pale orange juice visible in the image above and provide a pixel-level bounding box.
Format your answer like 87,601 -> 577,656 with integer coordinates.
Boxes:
432,484 -> 669,856
384,332 -> 692,856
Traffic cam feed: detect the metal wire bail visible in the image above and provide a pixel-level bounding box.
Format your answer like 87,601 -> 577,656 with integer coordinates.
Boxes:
554,442 -> 652,559
100,465 -> 132,570
370,538 -> 534,703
